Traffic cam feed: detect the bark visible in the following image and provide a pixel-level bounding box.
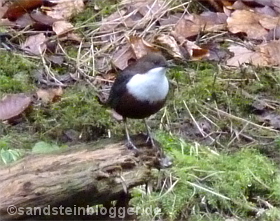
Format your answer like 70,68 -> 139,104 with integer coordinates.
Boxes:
0,135 -> 168,220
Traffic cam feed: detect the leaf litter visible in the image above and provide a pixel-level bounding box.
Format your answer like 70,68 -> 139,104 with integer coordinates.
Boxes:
1,0 -> 280,133
2,0 -> 280,219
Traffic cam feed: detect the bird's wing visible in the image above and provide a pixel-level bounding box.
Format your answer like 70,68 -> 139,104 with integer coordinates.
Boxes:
106,70 -> 135,108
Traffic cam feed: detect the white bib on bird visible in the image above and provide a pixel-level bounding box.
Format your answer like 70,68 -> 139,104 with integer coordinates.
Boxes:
126,67 -> 169,103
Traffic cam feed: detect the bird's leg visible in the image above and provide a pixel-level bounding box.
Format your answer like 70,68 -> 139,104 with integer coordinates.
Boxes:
124,118 -> 138,150
144,118 -> 155,147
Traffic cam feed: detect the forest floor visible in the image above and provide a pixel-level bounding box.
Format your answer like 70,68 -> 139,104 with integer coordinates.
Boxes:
1,0 -> 280,220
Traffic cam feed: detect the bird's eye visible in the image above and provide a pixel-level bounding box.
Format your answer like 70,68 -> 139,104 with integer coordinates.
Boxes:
154,60 -> 161,65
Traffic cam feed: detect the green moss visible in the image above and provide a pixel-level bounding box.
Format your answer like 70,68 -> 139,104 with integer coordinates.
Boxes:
0,51 -> 35,93
131,133 -> 280,220
0,51 -> 35,76
72,1 -> 117,28
31,84 -> 112,141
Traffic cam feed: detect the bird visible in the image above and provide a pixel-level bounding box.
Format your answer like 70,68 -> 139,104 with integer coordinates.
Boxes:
107,52 -> 169,150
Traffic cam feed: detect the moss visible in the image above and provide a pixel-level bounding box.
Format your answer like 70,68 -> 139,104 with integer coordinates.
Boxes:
72,0 -> 118,28
0,51 -> 35,93
131,133 -> 280,220
30,84 -> 112,141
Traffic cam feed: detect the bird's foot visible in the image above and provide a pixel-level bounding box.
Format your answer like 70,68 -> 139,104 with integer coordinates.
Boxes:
126,140 -> 137,149
145,135 -> 155,147
125,140 -> 139,156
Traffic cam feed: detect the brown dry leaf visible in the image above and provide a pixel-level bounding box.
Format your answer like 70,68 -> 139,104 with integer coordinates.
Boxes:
174,12 -> 227,39
67,32 -> 82,42
47,55 -> 64,65
227,45 -> 266,66
156,34 -> 184,59
258,14 -> 280,30
43,0 -> 84,20
14,14 -> 35,28
0,93 -> 32,121
159,13 -> 183,26
221,0 -> 233,7
255,5 -> 278,17
272,0 -> 280,13
227,10 -> 266,39
227,10 -> 280,40
13,11 -> 57,29
184,40 -> 210,60
112,44 -> 136,70
0,0 -> 8,19
30,11 -> 58,28
259,112 -> 280,130
129,36 -> 157,59
99,9 -> 126,32
204,43 -> 228,61
3,0 -> 43,21
101,0 -> 167,32
266,26 -> 280,40
21,33 -> 46,55
174,35 -> 209,60
258,40 -> 280,66
52,20 -> 73,35
36,87 -> 63,104
198,0 -> 224,12
231,0 -> 250,10
227,40 -> 280,66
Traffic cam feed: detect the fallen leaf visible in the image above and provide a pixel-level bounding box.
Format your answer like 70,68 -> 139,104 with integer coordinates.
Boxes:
231,0 -> 250,10
174,12 -> 227,39
227,10 -> 266,39
3,0 -> 43,21
58,32 -> 82,43
21,33 -> 46,55
99,9 -> 126,33
129,36 -> 157,59
203,43 -> 229,61
43,0 -> 84,20
266,26 -> 280,40
0,0 -> 8,19
258,40 -> 280,66
227,40 -> 280,67
184,41 -> 209,60
227,44 -> 266,66
175,36 -> 209,60
251,100 -> 270,114
156,34 -> 184,59
227,10 -> 280,40
0,93 -> 32,121
198,0 -> 224,12
15,14 -> 35,28
36,87 -> 63,103
255,5 -> 278,17
112,44 -> 136,70
100,0 -> 167,33
52,20 -> 73,35
30,11 -> 58,29
47,55 -> 64,65
259,112 -> 280,130
159,13 -> 183,26
14,11 -> 57,29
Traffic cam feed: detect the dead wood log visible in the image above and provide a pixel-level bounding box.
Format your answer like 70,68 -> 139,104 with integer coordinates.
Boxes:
0,134 -> 169,220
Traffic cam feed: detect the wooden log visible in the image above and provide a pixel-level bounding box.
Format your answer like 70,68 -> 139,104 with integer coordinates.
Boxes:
0,134 -> 169,220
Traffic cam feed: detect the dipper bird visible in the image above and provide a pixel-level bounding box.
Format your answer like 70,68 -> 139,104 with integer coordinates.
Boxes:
107,53 -> 169,150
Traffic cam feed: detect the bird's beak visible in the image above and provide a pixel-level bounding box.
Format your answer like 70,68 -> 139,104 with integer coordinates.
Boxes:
166,61 -> 176,68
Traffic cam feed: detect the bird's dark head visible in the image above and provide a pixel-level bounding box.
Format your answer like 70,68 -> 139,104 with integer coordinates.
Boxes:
129,53 -> 168,74
141,52 -> 168,68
